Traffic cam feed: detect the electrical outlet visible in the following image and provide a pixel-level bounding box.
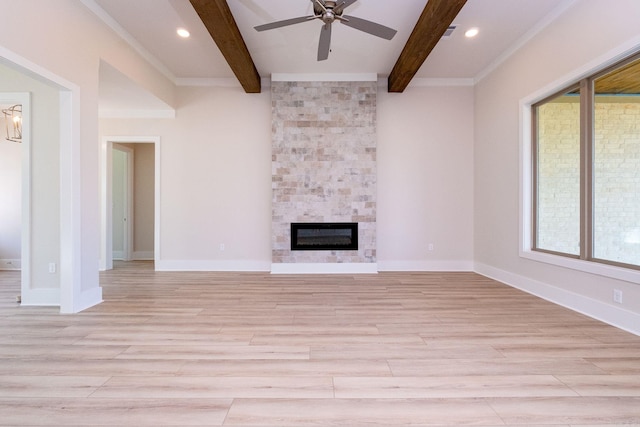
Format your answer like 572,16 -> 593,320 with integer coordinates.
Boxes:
219,243 -> 225,251
613,289 -> 623,304
48,262 -> 56,273
428,243 -> 434,251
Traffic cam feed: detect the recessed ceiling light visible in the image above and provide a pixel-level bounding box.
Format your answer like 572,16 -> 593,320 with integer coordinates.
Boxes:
465,27 -> 479,38
177,27 -> 190,38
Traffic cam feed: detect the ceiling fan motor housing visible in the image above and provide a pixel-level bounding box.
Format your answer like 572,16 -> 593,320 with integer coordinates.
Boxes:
322,10 -> 336,24
315,1 -> 343,24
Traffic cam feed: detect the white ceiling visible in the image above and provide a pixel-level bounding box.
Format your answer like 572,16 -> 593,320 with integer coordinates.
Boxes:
89,0 -> 571,111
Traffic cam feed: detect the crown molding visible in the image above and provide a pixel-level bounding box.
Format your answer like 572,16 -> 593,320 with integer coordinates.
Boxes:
474,0 -> 578,84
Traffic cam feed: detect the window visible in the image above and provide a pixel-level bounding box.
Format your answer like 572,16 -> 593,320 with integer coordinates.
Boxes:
533,87 -> 581,256
532,54 -> 640,270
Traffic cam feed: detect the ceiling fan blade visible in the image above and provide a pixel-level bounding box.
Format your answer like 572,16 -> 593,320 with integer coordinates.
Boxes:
341,15 -> 397,40
254,15 -> 314,32
334,0 -> 358,15
317,23 -> 332,61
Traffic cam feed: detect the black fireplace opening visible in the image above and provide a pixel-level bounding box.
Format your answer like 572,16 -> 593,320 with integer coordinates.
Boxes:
291,222 -> 358,251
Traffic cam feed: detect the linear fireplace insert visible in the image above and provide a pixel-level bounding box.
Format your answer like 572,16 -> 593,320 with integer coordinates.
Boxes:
291,222 -> 358,251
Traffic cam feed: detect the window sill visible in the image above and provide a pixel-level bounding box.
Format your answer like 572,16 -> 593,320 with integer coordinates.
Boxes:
520,249 -> 640,285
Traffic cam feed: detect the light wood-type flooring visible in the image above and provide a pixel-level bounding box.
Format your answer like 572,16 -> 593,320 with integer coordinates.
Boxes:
1,261 -> 639,426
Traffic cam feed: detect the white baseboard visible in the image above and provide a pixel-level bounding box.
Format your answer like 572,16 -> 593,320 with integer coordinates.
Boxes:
0,259 -> 21,270
155,259 -> 271,271
271,263 -> 378,274
111,251 -> 154,262
71,286 -> 103,313
155,260 -> 472,274
19,285 -> 102,313
20,287 -> 59,306
377,260 -> 473,272
474,262 -> 640,336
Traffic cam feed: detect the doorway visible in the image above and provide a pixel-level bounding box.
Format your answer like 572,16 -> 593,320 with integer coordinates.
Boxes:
2,48 -> 101,313
0,92 -> 29,299
111,144 -> 133,262
101,136 -> 160,271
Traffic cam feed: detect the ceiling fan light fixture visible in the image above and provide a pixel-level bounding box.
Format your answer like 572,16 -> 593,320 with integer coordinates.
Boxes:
176,27 -> 190,38
465,27 -> 479,38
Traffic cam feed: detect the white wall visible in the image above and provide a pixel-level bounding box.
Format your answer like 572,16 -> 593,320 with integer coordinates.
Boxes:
100,83 -> 476,271
100,85 -> 273,270
378,85 -> 475,270
474,0 -> 640,334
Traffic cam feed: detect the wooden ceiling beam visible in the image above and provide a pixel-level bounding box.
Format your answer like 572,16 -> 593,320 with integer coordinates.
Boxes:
189,0 -> 261,93
388,0 -> 467,93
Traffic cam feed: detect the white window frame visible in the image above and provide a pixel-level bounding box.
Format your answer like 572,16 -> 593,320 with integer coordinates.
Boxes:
520,46 -> 640,285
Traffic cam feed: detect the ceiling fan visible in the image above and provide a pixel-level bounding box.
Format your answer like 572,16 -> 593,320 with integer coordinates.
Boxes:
254,0 -> 397,61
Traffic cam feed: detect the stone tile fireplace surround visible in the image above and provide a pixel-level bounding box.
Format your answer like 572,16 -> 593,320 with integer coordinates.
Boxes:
271,80 -> 377,270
